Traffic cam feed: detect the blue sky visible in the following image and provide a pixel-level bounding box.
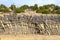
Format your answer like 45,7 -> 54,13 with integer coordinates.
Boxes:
0,0 -> 60,7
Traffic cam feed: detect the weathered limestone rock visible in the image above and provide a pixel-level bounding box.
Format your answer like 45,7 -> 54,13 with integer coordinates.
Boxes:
0,14 -> 60,35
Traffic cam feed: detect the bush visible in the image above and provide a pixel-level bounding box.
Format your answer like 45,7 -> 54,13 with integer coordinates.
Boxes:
36,9 -> 43,13
42,9 -> 51,14
0,12 -> 3,14
36,9 -> 51,14
14,8 -> 24,13
0,4 -> 10,13
56,9 -> 60,14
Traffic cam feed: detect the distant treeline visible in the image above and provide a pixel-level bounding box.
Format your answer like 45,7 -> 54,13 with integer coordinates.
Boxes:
0,4 -> 60,14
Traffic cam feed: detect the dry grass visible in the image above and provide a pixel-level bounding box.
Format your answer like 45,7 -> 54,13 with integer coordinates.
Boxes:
0,35 -> 60,40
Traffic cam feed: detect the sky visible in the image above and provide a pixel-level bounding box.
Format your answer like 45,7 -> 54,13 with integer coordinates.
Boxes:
0,0 -> 60,7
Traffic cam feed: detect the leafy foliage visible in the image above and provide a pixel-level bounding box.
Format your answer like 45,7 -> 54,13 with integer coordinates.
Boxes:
29,4 -> 38,11
9,4 -> 16,10
0,4 -> 60,14
56,9 -> 60,14
14,8 -> 24,13
20,5 -> 29,10
0,4 -> 10,12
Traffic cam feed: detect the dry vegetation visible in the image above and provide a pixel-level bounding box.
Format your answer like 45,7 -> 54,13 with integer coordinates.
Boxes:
0,35 -> 60,40
0,14 -> 60,40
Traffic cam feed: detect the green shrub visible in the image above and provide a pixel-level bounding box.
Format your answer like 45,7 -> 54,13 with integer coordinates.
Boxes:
56,9 -> 60,14
14,8 -> 24,13
42,9 -> 51,14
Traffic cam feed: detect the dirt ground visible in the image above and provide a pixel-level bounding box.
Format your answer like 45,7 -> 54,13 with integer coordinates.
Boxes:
0,35 -> 60,40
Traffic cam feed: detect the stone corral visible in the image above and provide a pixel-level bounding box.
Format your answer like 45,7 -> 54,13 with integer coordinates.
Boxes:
0,13 -> 60,35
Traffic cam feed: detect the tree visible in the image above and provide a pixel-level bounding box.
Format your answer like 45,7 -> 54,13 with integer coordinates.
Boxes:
36,9 -> 51,14
0,4 -> 10,12
42,9 -> 51,14
29,4 -> 38,11
9,4 -> 16,11
54,6 -> 60,10
39,6 -> 45,10
29,6 -> 34,10
56,9 -> 60,14
43,5 -> 50,9
14,8 -> 24,13
20,5 -> 29,10
33,4 -> 38,10
36,9 -> 43,13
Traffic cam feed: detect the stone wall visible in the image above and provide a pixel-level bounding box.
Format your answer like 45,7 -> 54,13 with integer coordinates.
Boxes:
0,13 -> 60,35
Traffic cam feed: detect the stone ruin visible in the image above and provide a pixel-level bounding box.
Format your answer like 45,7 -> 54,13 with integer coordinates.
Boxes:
0,13 -> 60,35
